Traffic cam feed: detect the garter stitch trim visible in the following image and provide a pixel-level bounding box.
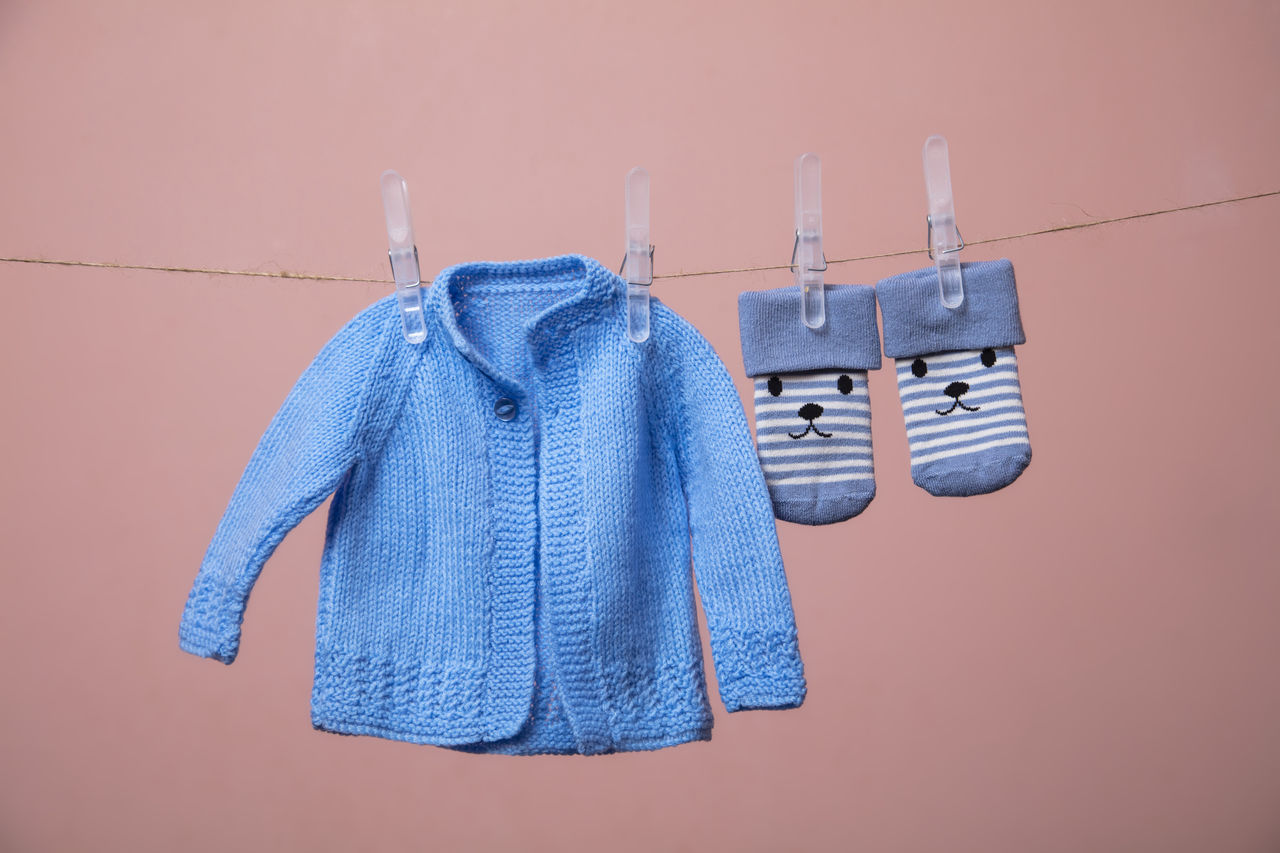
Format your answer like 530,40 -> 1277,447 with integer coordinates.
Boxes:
179,254 -> 806,754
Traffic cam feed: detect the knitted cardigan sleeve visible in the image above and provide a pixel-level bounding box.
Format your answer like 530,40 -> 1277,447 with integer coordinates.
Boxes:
658,310 -> 807,712
178,304 -> 391,664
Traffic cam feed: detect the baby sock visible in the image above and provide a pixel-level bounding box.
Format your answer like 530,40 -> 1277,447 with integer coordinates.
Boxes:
876,259 -> 1031,497
738,284 -> 882,524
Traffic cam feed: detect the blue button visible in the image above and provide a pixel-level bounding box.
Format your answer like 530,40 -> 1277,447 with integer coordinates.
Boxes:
494,397 -> 517,420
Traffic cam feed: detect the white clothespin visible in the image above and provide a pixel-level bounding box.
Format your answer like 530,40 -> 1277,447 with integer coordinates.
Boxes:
621,166 -> 654,343
380,170 -> 427,344
793,153 -> 826,329
923,135 -> 965,309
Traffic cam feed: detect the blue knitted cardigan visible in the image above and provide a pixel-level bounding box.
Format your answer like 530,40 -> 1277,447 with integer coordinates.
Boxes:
179,254 -> 806,755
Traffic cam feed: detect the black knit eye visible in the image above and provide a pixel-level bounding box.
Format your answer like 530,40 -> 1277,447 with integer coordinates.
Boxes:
767,376 -> 782,396
837,374 -> 853,394
981,348 -> 997,367
911,358 -> 928,378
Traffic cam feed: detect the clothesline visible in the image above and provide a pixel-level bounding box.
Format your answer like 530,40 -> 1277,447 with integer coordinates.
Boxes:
2,189 -> 1275,285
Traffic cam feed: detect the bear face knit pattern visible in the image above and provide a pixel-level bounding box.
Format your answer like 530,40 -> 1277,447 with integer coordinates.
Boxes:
178,254 -> 807,755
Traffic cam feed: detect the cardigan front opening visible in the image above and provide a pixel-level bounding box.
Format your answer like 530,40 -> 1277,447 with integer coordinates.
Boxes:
179,254 -> 807,755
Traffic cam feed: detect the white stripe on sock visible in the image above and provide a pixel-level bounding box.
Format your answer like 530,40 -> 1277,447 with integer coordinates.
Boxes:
765,471 -> 876,485
762,460 -> 874,474
909,424 -> 1028,453
894,351 -> 987,368
897,369 -> 1020,397
903,399 -> 1025,424
756,415 -> 870,429
754,397 -> 870,410
756,378 -> 869,391
906,411 -> 1027,438
757,444 -> 874,458
900,387 -> 1024,414
752,402 -> 875,414
896,357 -> 1017,381
756,429 -> 872,445
909,435 -> 1030,465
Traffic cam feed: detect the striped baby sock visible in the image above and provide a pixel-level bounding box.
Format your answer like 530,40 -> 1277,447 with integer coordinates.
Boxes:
876,259 -> 1031,497
738,284 -> 882,524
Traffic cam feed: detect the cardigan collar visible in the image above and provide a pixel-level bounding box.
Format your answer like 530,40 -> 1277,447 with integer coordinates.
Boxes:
426,254 -> 625,385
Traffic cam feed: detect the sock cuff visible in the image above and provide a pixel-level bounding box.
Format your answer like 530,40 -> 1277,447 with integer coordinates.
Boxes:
876,259 -> 1025,358
738,284 -> 882,376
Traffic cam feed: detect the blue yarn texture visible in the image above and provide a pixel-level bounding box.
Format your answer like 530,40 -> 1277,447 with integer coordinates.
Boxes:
179,254 -> 807,755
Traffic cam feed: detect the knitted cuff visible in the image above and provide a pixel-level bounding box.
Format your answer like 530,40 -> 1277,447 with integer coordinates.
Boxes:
738,284 -> 882,376
720,668 -> 808,712
713,628 -> 808,712
876,259 -> 1025,358
178,616 -> 239,664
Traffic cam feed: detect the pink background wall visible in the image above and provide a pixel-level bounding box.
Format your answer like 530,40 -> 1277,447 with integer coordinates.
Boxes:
3,2 -> 1279,850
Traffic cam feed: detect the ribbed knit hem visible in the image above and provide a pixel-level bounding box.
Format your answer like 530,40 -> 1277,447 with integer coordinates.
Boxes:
876,259 -> 1025,358
720,672 -> 808,712
713,628 -> 807,712
738,284 -> 881,376
447,726 -> 715,756
311,713 -> 714,755
177,619 -> 237,664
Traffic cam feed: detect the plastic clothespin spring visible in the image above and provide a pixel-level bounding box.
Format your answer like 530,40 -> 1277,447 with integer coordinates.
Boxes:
923,135 -> 965,309
380,170 -> 427,344
621,166 -> 653,344
793,153 -> 826,329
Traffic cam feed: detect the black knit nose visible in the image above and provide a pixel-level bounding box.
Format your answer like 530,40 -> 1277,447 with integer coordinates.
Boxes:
798,403 -> 824,421
944,381 -> 970,399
